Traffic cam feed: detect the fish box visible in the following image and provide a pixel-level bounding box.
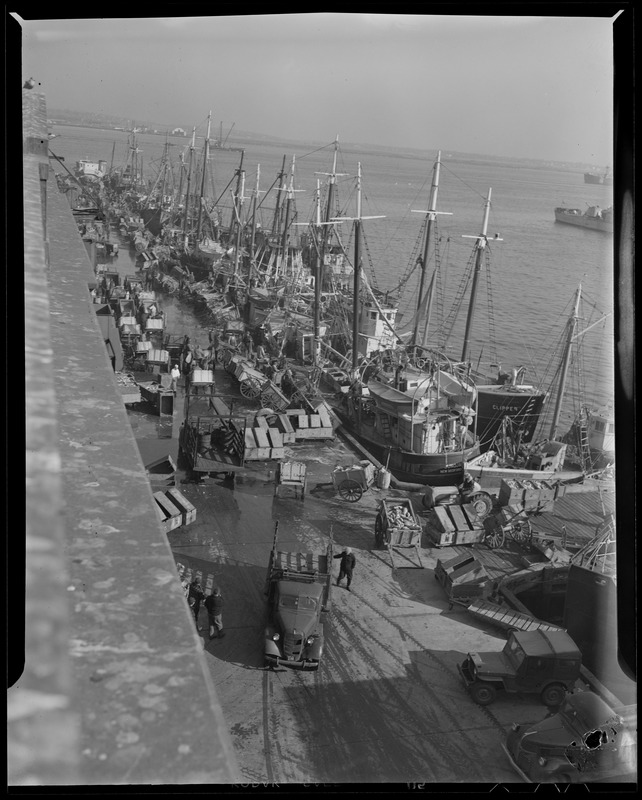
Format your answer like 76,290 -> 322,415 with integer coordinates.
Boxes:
136,340 -> 152,354
191,369 -> 215,385
165,488 -> 197,526
147,349 -> 170,365
119,315 -> 138,327
498,479 -> 524,507
434,553 -> 490,602
153,491 -> 182,532
146,318 -> 164,331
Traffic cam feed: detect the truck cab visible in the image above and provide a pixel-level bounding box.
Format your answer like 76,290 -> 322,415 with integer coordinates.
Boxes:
458,629 -> 582,706
503,691 -> 637,783
264,530 -> 333,671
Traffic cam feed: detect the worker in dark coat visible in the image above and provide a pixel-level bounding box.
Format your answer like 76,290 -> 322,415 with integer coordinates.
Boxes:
334,547 -> 356,591
188,577 -> 205,630
204,587 -> 225,640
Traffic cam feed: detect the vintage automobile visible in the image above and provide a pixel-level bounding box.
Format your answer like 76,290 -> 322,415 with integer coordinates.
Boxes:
458,629 -> 582,706
264,523 -> 333,671
502,691 -> 637,783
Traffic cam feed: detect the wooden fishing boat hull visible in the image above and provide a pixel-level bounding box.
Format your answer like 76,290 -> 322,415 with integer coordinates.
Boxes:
475,385 -> 547,452
335,408 -> 477,486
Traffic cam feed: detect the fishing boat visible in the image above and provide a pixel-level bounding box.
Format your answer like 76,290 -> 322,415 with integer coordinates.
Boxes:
450,188 -> 548,451
326,161 -> 480,485
584,167 -> 612,186
75,158 -> 108,180
394,157 -> 547,454
467,284 -> 612,483
554,204 -> 613,233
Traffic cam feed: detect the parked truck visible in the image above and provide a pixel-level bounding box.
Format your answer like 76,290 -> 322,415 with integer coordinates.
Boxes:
264,522 -> 333,671
458,628 -> 582,706
502,691 -> 637,783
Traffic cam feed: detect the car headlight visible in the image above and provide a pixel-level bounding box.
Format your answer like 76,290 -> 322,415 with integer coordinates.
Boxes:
306,636 -> 315,646
272,633 -> 280,642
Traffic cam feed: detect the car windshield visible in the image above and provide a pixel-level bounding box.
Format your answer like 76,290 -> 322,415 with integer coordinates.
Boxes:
279,594 -> 317,611
505,637 -> 526,669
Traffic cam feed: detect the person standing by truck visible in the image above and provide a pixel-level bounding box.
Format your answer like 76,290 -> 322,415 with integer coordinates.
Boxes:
205,587 -> 225,640
334,547 -> 356,591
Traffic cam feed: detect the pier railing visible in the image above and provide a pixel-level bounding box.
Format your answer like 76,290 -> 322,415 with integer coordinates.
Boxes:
13,89 -> 240,785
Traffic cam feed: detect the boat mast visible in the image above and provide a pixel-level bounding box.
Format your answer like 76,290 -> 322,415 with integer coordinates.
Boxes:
271,156 -> 287,238
182,127 -> 197,244
411,151 -> 452,349
460,189 -> 501,363
228,149 -> 245,245
248,164 -> 261,281
278,156 -> 298,278
196,111 -> 212,241
548,285 -> 582,440
332,163 -> 384,373
232,169 -> 246,281
316,136 -> 347,293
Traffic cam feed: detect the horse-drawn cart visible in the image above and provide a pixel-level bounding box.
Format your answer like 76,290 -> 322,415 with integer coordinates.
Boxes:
374,499 -> 424,568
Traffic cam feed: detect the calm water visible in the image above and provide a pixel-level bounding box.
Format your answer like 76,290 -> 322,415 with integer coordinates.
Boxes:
50,125 -> 615,436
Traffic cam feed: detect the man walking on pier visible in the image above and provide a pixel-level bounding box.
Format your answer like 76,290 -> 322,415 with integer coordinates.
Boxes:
170,364 -> 181,392
334,547 -> 356,591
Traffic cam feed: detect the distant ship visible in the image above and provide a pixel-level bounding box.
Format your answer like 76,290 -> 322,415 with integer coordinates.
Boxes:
554,204 -> 613,233
584,167 -> 612,186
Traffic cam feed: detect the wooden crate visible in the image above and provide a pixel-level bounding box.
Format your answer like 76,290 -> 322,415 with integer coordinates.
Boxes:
276,414 -> 296,443
427,504 -> 486,547
498,479 -> 524,507
153,491 -> 183,532
166,488 -> 197,526
191,369 -> 215,385
434,553 -> 490,602
148,349 -> 170,365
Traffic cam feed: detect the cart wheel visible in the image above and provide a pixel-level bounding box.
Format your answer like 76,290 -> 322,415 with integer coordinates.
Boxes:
338,479 -> 363,503
240,378 -> 261,399
260,391 -> 273,407
374,514 -> 384,549
509,519 -> 532,546
466,492 -> 494,519
484,526 -> 505,549
289,390 -> 305,405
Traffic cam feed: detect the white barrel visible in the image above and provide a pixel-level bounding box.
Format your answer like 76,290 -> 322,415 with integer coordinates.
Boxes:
377,468 -> 391,489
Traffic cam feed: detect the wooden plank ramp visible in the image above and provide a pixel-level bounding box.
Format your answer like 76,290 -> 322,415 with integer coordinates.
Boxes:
467,599 -> 564,633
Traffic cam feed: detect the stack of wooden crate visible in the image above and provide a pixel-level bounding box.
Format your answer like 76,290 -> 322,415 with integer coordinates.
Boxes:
285,406 -> 334,440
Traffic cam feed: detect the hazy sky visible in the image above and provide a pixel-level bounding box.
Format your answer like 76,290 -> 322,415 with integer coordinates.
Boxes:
18,13 -> 617,164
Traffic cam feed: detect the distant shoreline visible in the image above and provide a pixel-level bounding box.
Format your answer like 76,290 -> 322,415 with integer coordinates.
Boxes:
47,122 -> 604,174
